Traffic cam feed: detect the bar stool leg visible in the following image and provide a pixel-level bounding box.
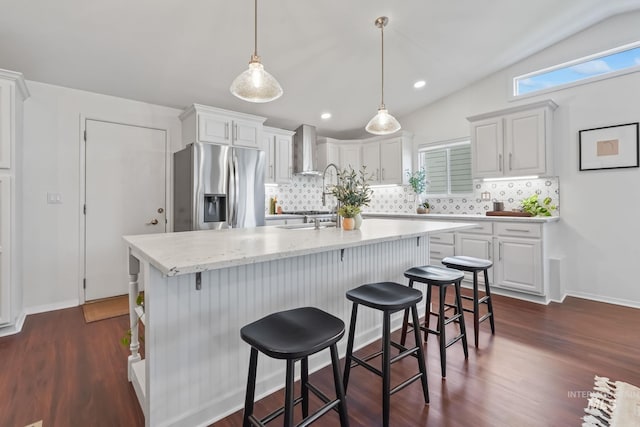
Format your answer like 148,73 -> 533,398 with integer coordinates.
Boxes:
343,303 -> 359,391
425,283 -> 433,343
455,281 -> 469,359
473,271 -> 480,348
484,269 -> 496,334
330,343 -> 350,427
411,305 -> 430,404
301,357 -> 309,418
284,359 -> 295,427
400,280 -> 414,346
243,348 -> 259,427
438,285 -> 447,378
382,311 -> 391,427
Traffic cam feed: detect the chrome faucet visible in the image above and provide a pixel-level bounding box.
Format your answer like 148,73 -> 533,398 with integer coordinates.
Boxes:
322,163 -> 341,228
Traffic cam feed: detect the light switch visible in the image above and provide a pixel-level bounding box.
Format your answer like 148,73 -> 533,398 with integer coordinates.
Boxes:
47,192 -> 62,204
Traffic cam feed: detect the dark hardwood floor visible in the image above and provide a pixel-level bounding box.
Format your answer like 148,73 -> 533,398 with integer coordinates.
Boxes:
1,294 -> 638,427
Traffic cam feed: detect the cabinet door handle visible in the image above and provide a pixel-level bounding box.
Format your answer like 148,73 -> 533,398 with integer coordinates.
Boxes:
499,242 -> 503,260
431,236 -> 441,240
381,168 -> 385,180
506,228 -> 529,232
487,241 -> 492,260
499,154 -> 502,171
269,164 -> 273,178
376,168 -> 380,181
509,153 -> 512,170
431,250 -> 441,255
225,123 -> 229,140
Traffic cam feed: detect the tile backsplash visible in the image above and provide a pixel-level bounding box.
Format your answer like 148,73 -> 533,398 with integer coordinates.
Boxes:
266,175 -> 560,216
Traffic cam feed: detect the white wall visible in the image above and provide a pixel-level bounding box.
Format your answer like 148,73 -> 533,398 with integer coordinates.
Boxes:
401,11 -> 640,307
22,82 -> 182,311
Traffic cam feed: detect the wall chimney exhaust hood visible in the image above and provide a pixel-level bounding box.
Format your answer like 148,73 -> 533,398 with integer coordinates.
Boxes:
293,124 -> 321,175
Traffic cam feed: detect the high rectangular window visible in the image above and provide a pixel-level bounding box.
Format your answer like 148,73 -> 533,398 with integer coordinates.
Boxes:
514,41 -> 640,97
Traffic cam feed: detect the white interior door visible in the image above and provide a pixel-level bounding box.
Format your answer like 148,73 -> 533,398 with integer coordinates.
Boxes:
84,119 -> 167,301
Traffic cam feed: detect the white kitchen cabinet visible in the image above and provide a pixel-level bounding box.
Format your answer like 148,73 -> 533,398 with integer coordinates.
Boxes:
316,138 -> 340,183
369,213 -> 559,303
429,232 -> 455,265
340,143 -> 361,172
360,134 -> 412,184
274,134 -> 293,184
493,222 -> 543,295
263,126 -> 295,184
180,104 -> 266,148
468,100 -> 557,179
0,69 -> 28,332
455,224 -> 494,286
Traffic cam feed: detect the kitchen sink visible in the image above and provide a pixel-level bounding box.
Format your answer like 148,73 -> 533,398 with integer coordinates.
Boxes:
276,222 -> 337,230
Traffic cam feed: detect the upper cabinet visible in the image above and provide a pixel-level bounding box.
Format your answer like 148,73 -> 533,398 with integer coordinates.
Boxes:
263,126 -> 294,184
468,100 -> 557,179
361,133 -> 413,185
180,104 -> 266,149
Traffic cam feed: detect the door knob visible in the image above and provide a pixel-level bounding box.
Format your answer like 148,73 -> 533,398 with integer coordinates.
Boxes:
147,219 -> 159,225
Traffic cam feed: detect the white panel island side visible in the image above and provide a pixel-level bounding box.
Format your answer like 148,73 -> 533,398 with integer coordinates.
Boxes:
123,218 -> 474,427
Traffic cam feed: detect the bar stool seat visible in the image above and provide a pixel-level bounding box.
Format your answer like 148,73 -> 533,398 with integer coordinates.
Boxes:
241,307 -> 349,427
401,265 -> 469,378
343,282 -> 429,427
442,255 -> 495,348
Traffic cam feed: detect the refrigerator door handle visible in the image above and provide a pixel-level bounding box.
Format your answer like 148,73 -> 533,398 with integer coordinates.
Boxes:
227,153 -> 236,228
230,153 -> 241,228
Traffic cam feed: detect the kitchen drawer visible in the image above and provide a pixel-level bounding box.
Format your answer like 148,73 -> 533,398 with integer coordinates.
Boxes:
429,232 -> 454,245
462,221 -> 493,235
495,222 -> 541,238
429,243 -> 455,263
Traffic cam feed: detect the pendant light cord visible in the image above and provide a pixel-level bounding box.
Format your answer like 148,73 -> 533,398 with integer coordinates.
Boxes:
253,0 -> 258,57
380,20 -> 385,108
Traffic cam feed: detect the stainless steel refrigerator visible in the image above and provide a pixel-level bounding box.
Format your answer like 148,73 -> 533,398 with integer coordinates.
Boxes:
173,143 -> 265,231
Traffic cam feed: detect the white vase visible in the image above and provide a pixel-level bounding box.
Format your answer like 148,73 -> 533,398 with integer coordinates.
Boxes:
354,213 -> 363,229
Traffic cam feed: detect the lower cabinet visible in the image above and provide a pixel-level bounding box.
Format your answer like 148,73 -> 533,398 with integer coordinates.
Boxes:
424,218 -> 549,298
493,222 -> 543,294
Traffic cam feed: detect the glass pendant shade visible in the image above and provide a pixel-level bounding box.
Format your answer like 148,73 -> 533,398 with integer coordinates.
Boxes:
366,106 -> 401,135
230,56 -> 283,103
366,16 -> 400,135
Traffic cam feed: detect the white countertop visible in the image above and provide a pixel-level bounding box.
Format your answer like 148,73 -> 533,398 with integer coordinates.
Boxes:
364,212 -> 560,223
124,218 -> 475,277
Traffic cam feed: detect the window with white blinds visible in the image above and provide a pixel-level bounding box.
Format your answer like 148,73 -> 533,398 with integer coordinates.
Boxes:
419,141 -> 472,195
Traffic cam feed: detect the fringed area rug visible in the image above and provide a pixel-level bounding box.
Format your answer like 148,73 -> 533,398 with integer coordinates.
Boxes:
583,376 -> 640,426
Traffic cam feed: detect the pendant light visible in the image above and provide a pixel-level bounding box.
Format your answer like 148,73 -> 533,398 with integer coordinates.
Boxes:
365,16 -> 401,135
230,0 -> 283,103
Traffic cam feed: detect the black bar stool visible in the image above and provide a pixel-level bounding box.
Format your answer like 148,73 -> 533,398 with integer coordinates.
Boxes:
442,255 -> 495,347
240,307 -> 349,427
343,281 -> 429,427
400,265 -> 468,378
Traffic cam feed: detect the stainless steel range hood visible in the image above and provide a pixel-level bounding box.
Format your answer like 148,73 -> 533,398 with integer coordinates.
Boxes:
293,124 -> 321,175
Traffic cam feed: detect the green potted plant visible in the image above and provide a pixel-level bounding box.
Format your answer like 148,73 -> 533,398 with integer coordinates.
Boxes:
406,168 -> 429,213
521,194 -> 556,216
337,205 -> 361,230
331,166 -> 373,229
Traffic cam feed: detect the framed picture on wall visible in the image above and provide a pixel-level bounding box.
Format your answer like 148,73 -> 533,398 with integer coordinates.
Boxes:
579,122 -> 639,171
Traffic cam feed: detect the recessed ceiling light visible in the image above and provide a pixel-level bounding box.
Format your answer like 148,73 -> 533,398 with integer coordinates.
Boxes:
321,112 -> 332,120
413,80 -> 426,89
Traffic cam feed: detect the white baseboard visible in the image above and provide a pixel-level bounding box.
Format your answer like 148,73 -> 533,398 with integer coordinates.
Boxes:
0,312 -> 26,337
24,298 -> 80,315
565,291 -> 640,310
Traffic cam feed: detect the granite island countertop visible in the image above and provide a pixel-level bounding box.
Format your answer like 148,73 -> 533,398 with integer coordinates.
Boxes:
124,218 -> 475,277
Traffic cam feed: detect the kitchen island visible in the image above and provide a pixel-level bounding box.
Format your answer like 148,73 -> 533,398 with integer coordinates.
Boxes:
124,218 -> 474,427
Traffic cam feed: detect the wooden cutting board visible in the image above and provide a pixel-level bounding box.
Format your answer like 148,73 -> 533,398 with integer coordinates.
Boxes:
486,211 -> 532,217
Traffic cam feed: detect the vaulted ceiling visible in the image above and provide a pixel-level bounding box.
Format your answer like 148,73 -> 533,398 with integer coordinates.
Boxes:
2,0 -> 640,138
